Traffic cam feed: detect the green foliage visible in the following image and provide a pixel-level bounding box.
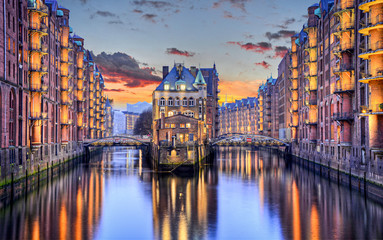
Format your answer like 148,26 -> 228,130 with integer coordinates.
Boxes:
380,103 -> 383,110
134,109 -> 152,136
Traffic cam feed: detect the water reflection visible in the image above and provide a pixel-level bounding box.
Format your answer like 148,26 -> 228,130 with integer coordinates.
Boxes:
0,146 -> 382,239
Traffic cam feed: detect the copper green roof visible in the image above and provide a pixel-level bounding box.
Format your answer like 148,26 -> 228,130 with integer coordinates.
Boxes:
194,70 -> 207,85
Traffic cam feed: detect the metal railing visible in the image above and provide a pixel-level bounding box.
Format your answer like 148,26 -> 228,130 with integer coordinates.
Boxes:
334,0 -> 354,12
334,84 -> 355,93
333,64 -> 354,73
332,112 -> 354,121
30,83 -> 48,93
360,104 -> 383,115
29,64 -> 48,72
29,43 -> 48,53
29,22 -> 48,33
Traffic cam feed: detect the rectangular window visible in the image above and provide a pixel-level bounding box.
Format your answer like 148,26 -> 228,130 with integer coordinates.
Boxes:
171,124 -> 176,128
180,124 -> 185,128
186,123 -> 191,128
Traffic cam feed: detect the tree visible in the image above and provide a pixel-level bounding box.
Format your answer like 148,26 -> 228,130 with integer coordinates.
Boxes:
133,109 -> 152,136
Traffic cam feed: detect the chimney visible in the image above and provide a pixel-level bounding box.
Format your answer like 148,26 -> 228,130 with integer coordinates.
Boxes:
190,66 -> 197,77
163,66 -> 169,79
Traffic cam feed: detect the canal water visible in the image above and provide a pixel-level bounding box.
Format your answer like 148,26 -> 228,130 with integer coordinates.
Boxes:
0,146 -> 383,239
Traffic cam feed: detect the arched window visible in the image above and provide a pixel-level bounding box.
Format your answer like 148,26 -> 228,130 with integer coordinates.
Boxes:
175,97 -> 180,106
189,97 -> 194,106
160,97 -> 165,106
9,89 -> 16,145
182,97 -> 187,106
168,97 -> 173,106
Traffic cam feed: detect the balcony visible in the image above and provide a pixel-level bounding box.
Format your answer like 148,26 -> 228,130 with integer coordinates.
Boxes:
333,0 -> 355,16
29,112 -> 48,121
333,84 -> 355,94
359,14 -> 383,35
359,41 -> 383,59
304,119 -> 318,125
334,21 -> 355,35
29,64 -> 48,73
360,104 -> 383,116
359,68 -> 383,83
333,64 -> 354,74
29,43 -> 48,54
60,43 -> 73,50
28,22 -> 48,35
359,0 -> 382,12
333,42 -> 354,55
27,0 -> 49,16
332,112 -> 354,121
61,99 -> 73,106
61,119 -> 73,126
30,83 -> 48,93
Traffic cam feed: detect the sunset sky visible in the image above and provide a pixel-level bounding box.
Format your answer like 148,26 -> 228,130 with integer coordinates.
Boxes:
60,0 -> 310,109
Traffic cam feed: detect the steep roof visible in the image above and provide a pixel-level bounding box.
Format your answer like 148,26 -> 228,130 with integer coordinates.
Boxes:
155,65 -> 198,91
194,70 -> 207,85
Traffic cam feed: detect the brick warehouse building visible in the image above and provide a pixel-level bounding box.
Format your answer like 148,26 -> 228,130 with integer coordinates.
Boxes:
242,0 -> 383,177
0,0 -> 108,185
217,0 -> 383,177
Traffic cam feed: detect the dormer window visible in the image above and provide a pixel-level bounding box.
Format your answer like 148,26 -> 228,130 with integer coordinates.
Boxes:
164,84 -> 169,90
180,84 -> 185,90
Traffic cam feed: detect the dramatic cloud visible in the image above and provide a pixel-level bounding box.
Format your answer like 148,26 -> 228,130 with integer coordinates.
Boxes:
93,52 -> 162,88
255,61 -> 271,69
132,0 -> 173,9
227,41 -> 272,53
104,88 -> 125,92
265,30 -> 296,40
274,46 -> 289,58
142,13 -> 158,23
213,0 -> 250,13
165,48 -> 195,57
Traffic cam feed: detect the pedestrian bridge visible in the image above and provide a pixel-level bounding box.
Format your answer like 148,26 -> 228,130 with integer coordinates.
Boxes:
84,136 -> 150,147
212,134 -> 289,147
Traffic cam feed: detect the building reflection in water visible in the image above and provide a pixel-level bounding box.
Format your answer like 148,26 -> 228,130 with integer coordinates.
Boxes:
0,158 -> 104,240
215,146 -> 383,239
1,146 -> 383,239
151,167 -> 218,239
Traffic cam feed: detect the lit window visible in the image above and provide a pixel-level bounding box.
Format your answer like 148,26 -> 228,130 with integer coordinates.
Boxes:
171,124 -> 176,128
164,83 -> 169,90
160,98 -> 165,106
165,123 -> 170,128
186,123 -> 191,128
168,111 -> 174,117
181,84 -> 185,90
180,124 -> 185,128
